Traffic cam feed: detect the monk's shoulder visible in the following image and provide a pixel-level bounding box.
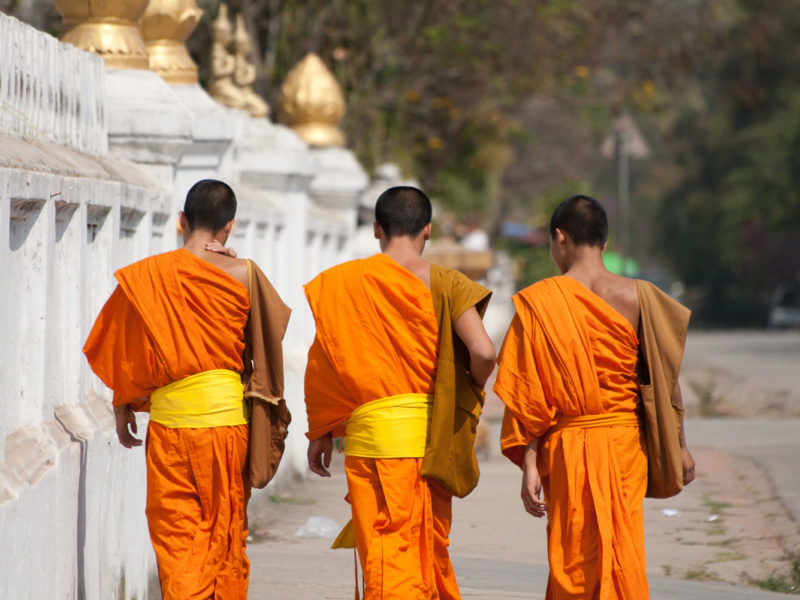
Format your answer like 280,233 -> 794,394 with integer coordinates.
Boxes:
200,251 -> 249,288
599,274 -> 639,326
226,257 -> 249,288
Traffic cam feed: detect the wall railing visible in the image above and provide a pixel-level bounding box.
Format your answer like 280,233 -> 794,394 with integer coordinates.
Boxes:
0,12 -> 107,155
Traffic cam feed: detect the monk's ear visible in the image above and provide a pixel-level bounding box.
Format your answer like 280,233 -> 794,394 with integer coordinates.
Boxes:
178,211 -> 189,234
373,221 -> 384,240
222,219 -> 235,236
422,223 -> 432,241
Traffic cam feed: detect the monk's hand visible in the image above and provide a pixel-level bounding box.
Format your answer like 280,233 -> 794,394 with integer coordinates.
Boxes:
308,433 -> 333,477
521,441 -> 546,518
681,444 -> 696,486
204,239 -> 238,258
114,404 -> 142,449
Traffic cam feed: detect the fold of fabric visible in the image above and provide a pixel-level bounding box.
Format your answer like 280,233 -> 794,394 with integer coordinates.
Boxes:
304,254 -> 461,599
495,276 -> 648,599
83,248 -> 249,406
83,249 -> 255,599
146,422 -> 251,600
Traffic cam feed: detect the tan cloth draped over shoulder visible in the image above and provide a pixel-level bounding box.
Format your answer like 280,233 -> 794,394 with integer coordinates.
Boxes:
422,264 -> 492,498
495,275 -> 648,600
637,279 -> 691,498
243,260 -> 292,488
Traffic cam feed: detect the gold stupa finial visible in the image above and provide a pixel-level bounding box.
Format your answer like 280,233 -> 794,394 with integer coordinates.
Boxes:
52,0 -> 150,69
140,0 -> 204,84
233,13 -> 269,118
277,53 -> 346,147
209,3 -> 247,110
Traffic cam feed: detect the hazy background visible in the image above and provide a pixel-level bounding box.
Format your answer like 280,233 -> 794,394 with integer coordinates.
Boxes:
8,0 -> 799,327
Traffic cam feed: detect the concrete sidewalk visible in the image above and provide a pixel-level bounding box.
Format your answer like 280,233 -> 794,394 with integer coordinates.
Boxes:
247,418 -> 796,599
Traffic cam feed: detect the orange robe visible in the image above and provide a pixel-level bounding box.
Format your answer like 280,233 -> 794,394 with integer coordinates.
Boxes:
83,248 -> 252,600
304,253 -> 460,600
494,276 -> 648,600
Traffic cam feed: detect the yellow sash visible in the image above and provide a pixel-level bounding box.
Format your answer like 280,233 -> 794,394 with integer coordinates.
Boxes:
344,393 -> 433,458
149,369 -> 248,428
332,393 -> 433,550
550,411 -> 640,433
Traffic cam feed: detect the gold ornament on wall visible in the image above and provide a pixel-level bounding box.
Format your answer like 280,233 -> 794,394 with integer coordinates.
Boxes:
51,0 -> 151,69
140,0 -> 204,84
209,3 -> 246,110
233,14 -> 269,118
277,53 -> 346,147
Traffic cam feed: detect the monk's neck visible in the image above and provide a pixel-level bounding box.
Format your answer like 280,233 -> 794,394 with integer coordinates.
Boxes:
183,230 -> 226,258
381,237 -> 431,288
562,248 -> 607,282
381,236 -> 425,263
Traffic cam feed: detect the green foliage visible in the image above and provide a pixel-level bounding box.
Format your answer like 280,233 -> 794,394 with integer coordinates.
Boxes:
654,0 -> 800,325
7,0 -> 785,321
750,558 -> 800,594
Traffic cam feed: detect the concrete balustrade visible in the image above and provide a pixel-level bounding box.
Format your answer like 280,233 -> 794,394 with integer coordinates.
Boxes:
0,11 -> 366,598
0,12 -> 107,155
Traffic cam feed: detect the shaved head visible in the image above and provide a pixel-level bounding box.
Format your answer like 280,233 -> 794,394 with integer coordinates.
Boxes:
183,179 -> 237,233
550,195 -> 608,247
375,186 -> 432,239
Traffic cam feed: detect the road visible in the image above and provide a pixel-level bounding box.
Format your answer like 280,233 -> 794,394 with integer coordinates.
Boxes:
248,446 -> 794,599
247,331 -> 800,598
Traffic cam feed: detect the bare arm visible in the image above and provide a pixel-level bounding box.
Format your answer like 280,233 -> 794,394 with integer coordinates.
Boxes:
453,306 -> 496,388
673,381 -> 696,485
521,438 -> 547,518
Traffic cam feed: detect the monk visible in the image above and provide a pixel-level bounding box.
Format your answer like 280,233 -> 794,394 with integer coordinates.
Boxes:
304,186 -> 496,599
494,195 -> 696,599
83,179 -> 290,599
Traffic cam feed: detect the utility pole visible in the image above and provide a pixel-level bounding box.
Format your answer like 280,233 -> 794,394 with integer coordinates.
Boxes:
601,112 -> 650,276
616,128 -> 630,274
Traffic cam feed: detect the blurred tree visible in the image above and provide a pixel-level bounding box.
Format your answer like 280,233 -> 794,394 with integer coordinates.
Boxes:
187,0 -> 670,232
653,0 -> 800,325
7,0 -> 796,324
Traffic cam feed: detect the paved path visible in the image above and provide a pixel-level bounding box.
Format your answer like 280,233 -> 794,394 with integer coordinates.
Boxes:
686,418 -> 800,524
248,426 -> 795,599
248,331 -> 800,598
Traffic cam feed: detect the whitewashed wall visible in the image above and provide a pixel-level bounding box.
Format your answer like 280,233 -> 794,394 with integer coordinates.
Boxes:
0,12 -> 365,599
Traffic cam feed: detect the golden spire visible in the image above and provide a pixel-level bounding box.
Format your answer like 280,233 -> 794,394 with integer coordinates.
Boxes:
277,53 -> 346,147
51,0 -> 150,69
208,3 -> 246,110
233,13 -> 269,118
140,0 -> 204,84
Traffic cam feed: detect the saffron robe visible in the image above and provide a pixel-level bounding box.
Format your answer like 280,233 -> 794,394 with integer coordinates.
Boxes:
83,248 -> 252,600
495,276 -> 649,600
305,253 -> 482,600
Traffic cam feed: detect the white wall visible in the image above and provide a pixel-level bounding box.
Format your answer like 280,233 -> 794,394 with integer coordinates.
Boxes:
0,12 -> 365,599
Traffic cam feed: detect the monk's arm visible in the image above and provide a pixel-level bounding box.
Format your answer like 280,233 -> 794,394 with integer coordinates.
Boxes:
454,306 -> 496,388
673,381 -> 696,485
307,432 -> 333,477
521,438 -> 546,518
